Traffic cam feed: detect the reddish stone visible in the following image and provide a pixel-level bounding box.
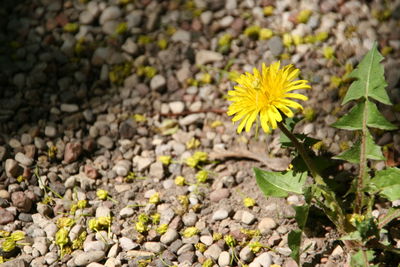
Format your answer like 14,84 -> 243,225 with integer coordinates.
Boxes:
11,191 -> 32,212
46,18 -> 57,31
0,207 -> 14,225
64,142 -> 83,163
25,144 -> 36,159
84,165 -> 100,179
191,19 -> 202,31
55,13 -> 68,27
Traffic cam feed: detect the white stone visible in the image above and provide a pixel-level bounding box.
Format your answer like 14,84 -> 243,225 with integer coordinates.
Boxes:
150,75 -> 166,91
195,50 -> 223,65
99,6 -> 121,25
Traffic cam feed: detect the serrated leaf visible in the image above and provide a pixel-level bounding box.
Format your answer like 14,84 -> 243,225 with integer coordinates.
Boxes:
365,100 -> 397,130
331,102 -> 364,130
333,130 -> 384,163
293,205 -> 309,230
370,168 -> 400,201
254,168 -> 307,198
288,229 -> 302,265
332,101 -> 397,131
342,42 -> 391,105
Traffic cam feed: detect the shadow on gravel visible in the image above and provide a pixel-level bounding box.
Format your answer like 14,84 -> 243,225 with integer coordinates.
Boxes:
0,0 -> 117,137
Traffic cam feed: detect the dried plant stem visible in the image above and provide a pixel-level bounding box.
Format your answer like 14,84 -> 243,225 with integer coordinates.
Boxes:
277,121 -> 325,186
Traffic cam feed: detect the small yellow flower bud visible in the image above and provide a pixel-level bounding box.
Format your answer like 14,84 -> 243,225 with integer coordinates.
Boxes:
174,176 -> 186,186
10,231 -> 25,241
224,234 -> 236,247
182,227 -> 199,238
96,189 -> 108,200
2,239 -> 16,252
196,170 -> 209,183
158,155 -> 172,165
156,224 -> 168,235
55,228 -> 69,247
149,192 -> 160,204
151,213 -> 161,224
212,232 -> 222,241
202,258 -> 213,267
135,221 -> 147,233
243,197 -> 256,208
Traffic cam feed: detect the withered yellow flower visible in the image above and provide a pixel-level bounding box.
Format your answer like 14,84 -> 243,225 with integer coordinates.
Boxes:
227,62 -> 310,133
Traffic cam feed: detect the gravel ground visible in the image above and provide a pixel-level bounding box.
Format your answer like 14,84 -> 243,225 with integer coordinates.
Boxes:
0,0 -> 400,266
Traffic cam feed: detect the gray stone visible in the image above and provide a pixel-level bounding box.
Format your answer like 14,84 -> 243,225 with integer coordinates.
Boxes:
149,162 -> 164,179
179,114 -> 201,126
200,11 -> 213,25
44,126 -> 57,137
33,237 -> 48,256
44,251 -> 58,265
267,36 -> 284,57
84,240 -> 106,252
171,30 -> 191,43
60,103 -> 79,113
182,212 -> 197,226
199,235 -> 213,246
5,159 -> 22,178
225,0 -> 237,10
177,251 -> 196,264
150,75 -> 166,91
15,152 -> 33,166
218,251 -> 231,266
239,246 -> 255,262
119,207 -> 134,218
204,243 -> 221,260
96,206 -> 111,218
212,209 -> 229,221
100,6 -> 121,25
119,237 -> 138,251
252,252 -> 272,267
122,38 -> 138,55
241,211 -> 256,225
160,228 -> 179,245
80,10 -> 95,24
257,217 -> 277,234
210,188 -> 230,202
169,101 -> 185,113
144,242 -> 163,253
195,50 -> 223,65
136,156 -> 153,171
97,136 -> 114,149
74,251 -> 105,266
176,243 -> 193,255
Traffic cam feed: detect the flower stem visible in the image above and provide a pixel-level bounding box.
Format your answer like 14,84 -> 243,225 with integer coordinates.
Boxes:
277,121 -> 325,186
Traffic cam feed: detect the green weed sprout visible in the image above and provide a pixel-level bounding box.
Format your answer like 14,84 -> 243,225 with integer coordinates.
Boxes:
226,43 -> 400,266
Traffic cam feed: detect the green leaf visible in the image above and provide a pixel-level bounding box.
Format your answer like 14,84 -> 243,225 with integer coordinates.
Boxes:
331,102 -> 364,130
332,101 -> 396,131
293,205 -> 309,230
288,229 -> 302,265
333,130 -> 384,163
370,168 -> 400,201
378,208 -> 400,229
365,100 -> 397,130
350,250 -> 375,267
342,42 -> 391,105
254,168 -> 307,198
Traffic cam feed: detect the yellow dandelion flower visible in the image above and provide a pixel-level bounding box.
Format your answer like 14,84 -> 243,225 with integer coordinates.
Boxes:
227,61 -> 310,134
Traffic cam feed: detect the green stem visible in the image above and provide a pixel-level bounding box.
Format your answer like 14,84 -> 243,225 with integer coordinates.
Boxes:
277,122 -> 325,186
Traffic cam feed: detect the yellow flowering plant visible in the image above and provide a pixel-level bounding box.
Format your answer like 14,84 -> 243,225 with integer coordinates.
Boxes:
227,44 -> 400,266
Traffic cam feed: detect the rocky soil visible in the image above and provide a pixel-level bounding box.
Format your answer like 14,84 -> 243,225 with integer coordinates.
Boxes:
0,0 -> 400,266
